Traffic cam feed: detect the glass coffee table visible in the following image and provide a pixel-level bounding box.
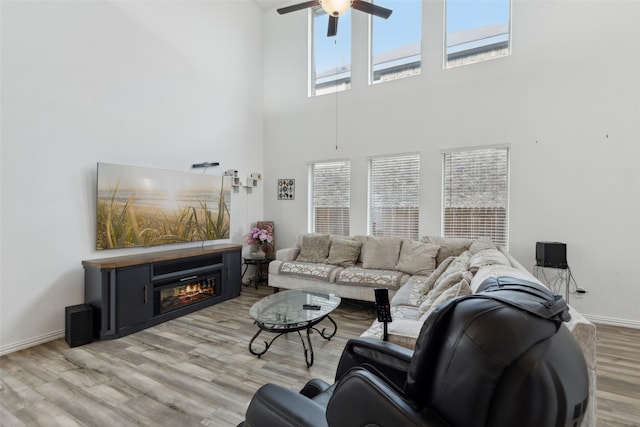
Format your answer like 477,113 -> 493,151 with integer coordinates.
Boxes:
248,289 -> 341,367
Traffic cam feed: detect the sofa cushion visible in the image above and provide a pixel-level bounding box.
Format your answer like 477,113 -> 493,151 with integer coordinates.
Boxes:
408,256 -> 455,306
337,267 -> 408,290
362,237 -> 402,270
395,239 -> 440,276
419,278 -> 472,321
296,234 -> 331,263
360,316 -> 423,349
278,261 -> 342,282
353,235 -> 368,264
325,239 -> 362,268
439,250 -> 471,279
418,269 -> 473,318
390,278 -> 415,306
470,264 -> 534,293
468,237 -> 497,255
468,248 -> 510,274
422,236 -> 473,266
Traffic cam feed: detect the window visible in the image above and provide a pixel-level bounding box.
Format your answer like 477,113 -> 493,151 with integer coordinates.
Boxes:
370,0 -> 421,84
308,160 -> 351,235
311,8 -> 351,96
368,154 -> 420,239
442,147 -> 509,247
445,0 -> 511,68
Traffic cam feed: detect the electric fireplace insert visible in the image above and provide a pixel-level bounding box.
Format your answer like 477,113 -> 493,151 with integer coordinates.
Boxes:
155,273 -> 220,314
151,253 -> 224,315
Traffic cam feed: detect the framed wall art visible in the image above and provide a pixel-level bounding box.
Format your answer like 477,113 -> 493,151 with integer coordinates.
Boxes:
278,179 -> 295,200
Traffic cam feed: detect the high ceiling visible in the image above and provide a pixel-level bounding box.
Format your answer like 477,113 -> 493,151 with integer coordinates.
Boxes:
252,0 -> 284,11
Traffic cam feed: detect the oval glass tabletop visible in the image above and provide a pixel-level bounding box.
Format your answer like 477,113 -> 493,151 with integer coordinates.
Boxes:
249,289 -> 341,326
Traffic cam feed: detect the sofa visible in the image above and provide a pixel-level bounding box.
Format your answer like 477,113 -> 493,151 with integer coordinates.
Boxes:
269,233 -> 597,427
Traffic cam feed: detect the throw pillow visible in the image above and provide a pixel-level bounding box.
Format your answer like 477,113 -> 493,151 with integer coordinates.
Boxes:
419,278 -> 472,321
353,235 -> 368,264
408,256 -> 455,306
325,239 -> 362,268
469,237 -> 497,255
418,269 -> 473,318
422,236 -> 474,266
468,248 -> 511,273
296,234 -> 331,263
395,239 -> 440,276
362,237 -> 403,270
438,250 -> 471,280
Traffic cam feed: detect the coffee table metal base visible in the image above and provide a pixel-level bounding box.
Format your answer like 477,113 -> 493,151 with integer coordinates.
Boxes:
249,315 -> 337,367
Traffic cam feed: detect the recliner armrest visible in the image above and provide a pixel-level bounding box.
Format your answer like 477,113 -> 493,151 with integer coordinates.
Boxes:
327,368 -> 448,427
244,384 -> 328,427
335,337 -> 414,385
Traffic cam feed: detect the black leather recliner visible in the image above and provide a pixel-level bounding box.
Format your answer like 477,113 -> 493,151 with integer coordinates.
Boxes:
239,277 -> 590,427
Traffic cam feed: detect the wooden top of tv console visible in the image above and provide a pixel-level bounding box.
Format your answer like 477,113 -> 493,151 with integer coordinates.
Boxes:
82,244 -> 242,270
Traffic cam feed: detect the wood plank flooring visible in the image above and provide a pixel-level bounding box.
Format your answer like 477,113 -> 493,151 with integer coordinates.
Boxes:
1,286 -> 639,426
593,323 -> 640,427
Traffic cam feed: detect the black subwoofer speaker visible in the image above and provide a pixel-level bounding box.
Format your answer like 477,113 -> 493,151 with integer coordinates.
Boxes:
65,304 -> 94,347
536,241 -> 568,269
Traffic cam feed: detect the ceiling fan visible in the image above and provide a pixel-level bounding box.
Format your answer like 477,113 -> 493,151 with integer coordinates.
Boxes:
277,0 -> 392,37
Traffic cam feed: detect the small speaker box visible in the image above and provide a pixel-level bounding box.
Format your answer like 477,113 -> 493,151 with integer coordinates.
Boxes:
536,241 -> 567,269
65,304 -> 94,347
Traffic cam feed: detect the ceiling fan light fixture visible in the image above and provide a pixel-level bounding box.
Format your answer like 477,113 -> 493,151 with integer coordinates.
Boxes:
320,0 -> 352,17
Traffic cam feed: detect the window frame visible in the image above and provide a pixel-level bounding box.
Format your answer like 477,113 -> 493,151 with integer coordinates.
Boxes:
444,0 -> 512,69
368,0 -> 422,85
367,153 -> 421,239
309,7 -> 352,97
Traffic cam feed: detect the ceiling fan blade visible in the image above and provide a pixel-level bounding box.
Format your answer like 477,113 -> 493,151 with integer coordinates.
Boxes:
277,0 -> 320,15
352,0 -> 392,19
327,15 -> 338,37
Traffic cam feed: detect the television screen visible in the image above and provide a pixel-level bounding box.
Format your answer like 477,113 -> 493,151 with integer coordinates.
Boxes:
96,163 -> 231,250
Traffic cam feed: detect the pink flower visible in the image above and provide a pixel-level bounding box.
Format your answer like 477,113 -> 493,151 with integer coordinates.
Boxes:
246,225 -> 273,245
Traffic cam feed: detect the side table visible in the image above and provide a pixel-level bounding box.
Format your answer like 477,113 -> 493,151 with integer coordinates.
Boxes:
242,256 -> 272,289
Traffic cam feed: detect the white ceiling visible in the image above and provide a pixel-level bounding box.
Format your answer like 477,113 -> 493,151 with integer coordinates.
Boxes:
252,0 -> 286,11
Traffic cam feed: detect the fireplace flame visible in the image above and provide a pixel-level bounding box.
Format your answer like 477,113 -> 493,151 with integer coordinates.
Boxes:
160,279 -> 216,314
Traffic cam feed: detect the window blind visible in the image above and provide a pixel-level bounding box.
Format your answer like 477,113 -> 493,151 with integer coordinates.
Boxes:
442,147 -> 509,247
368,154 -> 420,239
308,160 -> 350,236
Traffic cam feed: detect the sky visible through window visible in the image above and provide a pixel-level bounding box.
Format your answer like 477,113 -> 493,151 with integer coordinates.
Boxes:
314,8 -> 351,75
315,0 -> 510,77
446,0 -> 510,33
372,0 -> 420,56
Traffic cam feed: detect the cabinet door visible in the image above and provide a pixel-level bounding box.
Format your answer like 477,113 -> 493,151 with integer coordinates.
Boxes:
224,249 -> 242,297
116,265 -> 153,329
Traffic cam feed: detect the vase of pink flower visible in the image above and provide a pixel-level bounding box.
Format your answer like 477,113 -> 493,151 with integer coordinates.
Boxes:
246,225 -> 274,258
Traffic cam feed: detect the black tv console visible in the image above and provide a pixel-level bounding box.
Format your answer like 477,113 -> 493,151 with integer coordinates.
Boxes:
82,244 -> 241,339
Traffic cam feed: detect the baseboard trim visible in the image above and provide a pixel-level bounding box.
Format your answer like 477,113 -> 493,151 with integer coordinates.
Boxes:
585,314 -> 640,329
0,329 -> 65,356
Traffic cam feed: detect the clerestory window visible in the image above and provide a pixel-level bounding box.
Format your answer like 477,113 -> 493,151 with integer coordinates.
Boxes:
310,7 -> 352,96
370,0 -> 422,84
445,0 -> 511,68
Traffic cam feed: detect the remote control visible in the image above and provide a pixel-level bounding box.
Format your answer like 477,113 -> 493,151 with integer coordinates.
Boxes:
374,288 -> 393,323
303,304 -> 321,310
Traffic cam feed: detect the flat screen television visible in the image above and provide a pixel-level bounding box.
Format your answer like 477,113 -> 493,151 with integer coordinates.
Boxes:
96,162 -> 231,250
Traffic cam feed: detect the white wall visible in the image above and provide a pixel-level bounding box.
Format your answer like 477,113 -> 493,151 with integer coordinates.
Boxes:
0,0 -> 265,353
262,0 -> 640,324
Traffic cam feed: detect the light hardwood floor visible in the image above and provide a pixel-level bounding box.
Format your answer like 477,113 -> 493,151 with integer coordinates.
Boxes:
1,286 -> 639,426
